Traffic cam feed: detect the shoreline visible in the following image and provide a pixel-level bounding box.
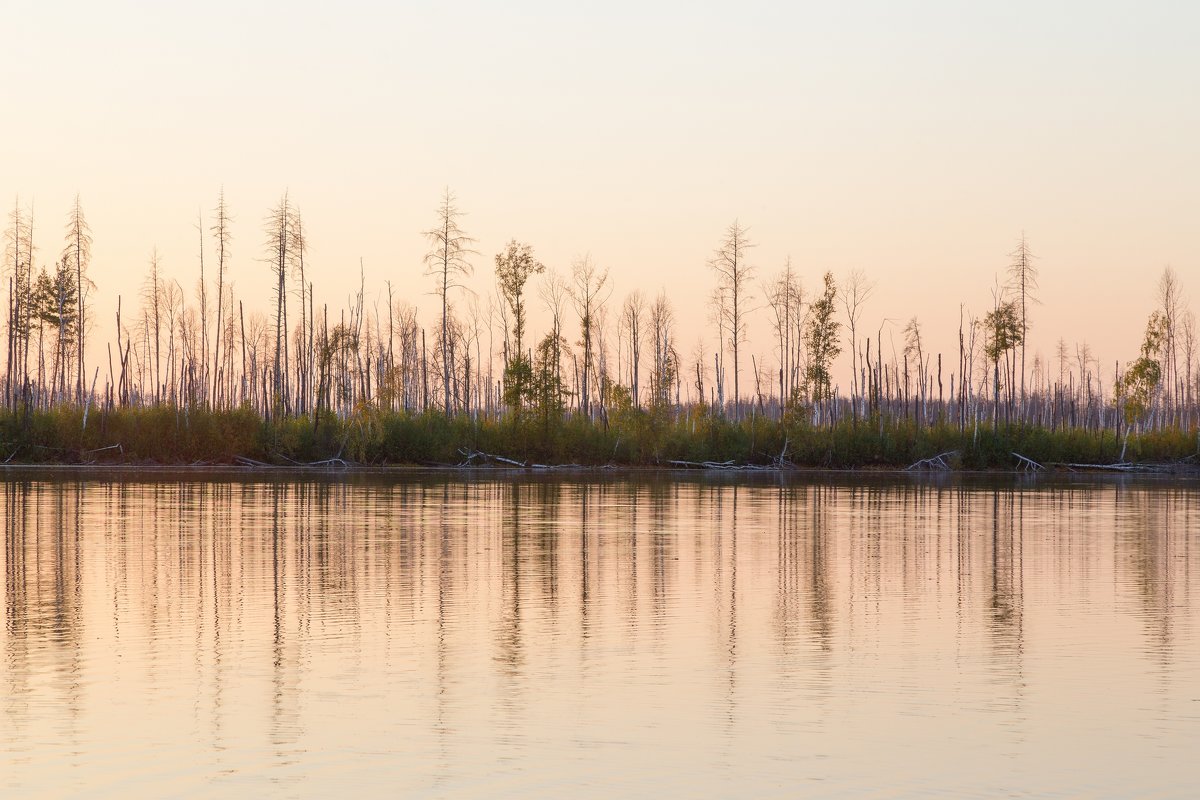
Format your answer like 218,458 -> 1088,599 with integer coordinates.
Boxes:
5,406 -> 1198,477
3,460 -> 1199,485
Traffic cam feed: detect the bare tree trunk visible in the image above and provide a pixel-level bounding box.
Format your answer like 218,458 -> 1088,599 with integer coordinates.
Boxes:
211,190 -> 230,408
709,221 -> 755,420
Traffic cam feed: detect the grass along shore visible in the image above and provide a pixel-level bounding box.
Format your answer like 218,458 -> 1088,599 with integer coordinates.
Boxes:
2,406 -> 1198,472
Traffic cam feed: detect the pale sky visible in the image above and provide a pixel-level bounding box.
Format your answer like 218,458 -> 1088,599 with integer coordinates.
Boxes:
3,1 -> 1197,390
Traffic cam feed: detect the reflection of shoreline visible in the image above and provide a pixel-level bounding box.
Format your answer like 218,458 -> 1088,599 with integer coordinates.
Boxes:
2,478 -> 1196,795
4,463 -> 1200,490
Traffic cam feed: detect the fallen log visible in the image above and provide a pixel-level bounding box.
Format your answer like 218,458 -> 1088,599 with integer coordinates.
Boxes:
458,449 -> 526,467
666,459 -> 780,471
667,459 -> 736,469
1049,461 -> 1174,473
1012,452 -> 1044,472
277,454 -> 353,468
307,457 -> 351,467
234,455 -> 272,467
905,451 -> 957,471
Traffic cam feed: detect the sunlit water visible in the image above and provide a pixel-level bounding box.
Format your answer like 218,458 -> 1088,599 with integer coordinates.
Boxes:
2,471 -> 1198,798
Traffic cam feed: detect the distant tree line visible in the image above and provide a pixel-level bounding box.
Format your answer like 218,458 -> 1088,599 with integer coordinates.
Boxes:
4,191 -> 1198,455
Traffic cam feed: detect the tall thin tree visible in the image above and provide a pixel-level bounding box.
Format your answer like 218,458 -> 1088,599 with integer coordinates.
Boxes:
805,271 -> 842,410
766,258 -> 803,408
495,240 -> 544,359
1156,266 -> 1182,416
539,269 -> 570,405
4,199 -> 35,403
423,188 -> 476,414
1007,234 -> 1038,409
570,255 -> 610,418
495,239 -> 545,409
63,195 -> 92,404
620,291 -> 645,407
142,248 -> 164,403
210,190 -> 231,406
840,268 -> 874,415
195,209 -> 208,403
265,192 -> 298,409
709,220 -> 754,418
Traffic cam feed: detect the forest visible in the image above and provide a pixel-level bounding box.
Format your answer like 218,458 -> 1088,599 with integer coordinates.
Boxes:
2,191 -> 1197,470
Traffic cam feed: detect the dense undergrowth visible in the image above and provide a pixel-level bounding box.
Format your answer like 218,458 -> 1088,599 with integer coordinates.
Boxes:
1,405 -> 1197,470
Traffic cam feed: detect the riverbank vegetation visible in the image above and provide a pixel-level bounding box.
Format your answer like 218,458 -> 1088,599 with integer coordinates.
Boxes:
3,192 -> 1198,470
2,405 -> 1196,470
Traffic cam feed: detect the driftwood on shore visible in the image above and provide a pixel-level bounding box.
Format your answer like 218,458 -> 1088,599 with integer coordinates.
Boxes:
83,443 -> 123,456
460,448 -> 786,471
79,443 -> 123,465
459,449 -> 525,467
277,454 -> 352,468
457,449 -> 582,470
665,459 -> 780,471
1047,461 -> 1190,474
1012,452 -> 1045,472
905,451 -> 958,471
229,453 -> 354,468
233,455 -> 272,467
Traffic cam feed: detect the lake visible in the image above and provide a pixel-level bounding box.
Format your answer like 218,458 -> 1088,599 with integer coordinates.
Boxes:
2,471 -> 1198,797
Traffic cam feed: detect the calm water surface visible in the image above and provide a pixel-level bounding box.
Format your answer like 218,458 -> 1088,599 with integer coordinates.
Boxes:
2,471 -> 1198,797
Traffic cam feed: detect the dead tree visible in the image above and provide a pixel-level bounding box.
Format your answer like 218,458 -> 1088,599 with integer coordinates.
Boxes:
708,287 -> 729,412
141,248 -> 165,403
265,193 -> 301,411
767,258 -> 803,412
647,292 -> 677,410
423,188 -> 476,415
539,269 -> 570,409
211,190 -> 231,407
4,200 -> 35,407
195,210 -> 209,404
570,255 -> 610,418
291,212 -> 309,413
1157,266 -> 1183,420
840,267 -> 874,417
63,195 -> 92,405
620,291 -> 645,407
1007,234 -> 1038,414
709,220 -> 754,419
